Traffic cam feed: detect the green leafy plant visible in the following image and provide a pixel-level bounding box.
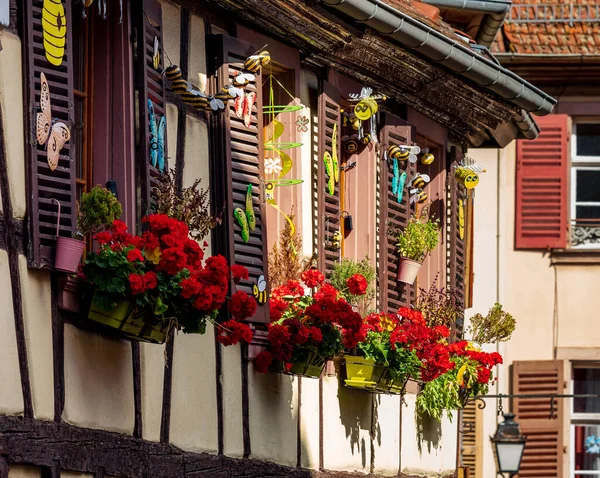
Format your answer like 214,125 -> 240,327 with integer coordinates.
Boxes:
152,168 -> 221,241
77,186 -> 122,238
329,257 -> 376,313
396,215 -> 440,263
468,303 -> 515,344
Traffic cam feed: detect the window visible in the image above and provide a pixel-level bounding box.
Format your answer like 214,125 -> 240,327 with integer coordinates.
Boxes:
571,122 -> 600,248
571,365 -> 600,477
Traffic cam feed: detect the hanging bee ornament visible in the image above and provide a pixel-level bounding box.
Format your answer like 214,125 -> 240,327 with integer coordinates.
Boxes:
244,50 -> 270,73
331,230 -> 342,250
410,189 -> 428,204
410,173 -> 430,190
455,157 -> 486,189
348,87 -> 386,121
344,138 -> 358,154
420,146 -> 435,165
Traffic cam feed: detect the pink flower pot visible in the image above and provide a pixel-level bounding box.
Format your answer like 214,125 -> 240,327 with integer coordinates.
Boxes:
396,257 -> 422,285
55,236 -> 85,273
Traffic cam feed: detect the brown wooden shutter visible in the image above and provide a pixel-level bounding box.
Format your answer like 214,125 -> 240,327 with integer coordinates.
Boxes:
460,401 -> 481,476
132,0 -> 167,217
207,34 -> 269,323
316,80 -> 342,277
515,115 -> 568,250
512,360 -> 566,478
22,0 -> 76,268
378,112 -> 416,312
448,146 -> 466,311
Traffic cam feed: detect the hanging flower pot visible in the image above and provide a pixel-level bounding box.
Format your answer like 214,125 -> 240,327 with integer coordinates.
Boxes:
271,352 -> 326,379
396,256 -> 422,285
375,369 -> 408,395
55,236 -> 85,273
343,355 -> 385,390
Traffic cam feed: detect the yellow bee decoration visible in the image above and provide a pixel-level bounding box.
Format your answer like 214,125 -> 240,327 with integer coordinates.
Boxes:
455,167 -> 479,189
165,65 -> 183,82
244,50 -> 270,73
411,190 -> 428,204
331,230 -> 342,250
458,199 -> 465,240
360,133 -> 372,145
420,153 -> 435,165
253,275 -> 268,305
42,0 -> 67,66
349,87 -> 385,121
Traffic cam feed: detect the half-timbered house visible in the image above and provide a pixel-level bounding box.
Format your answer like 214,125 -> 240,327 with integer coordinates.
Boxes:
0,0 -> 554,476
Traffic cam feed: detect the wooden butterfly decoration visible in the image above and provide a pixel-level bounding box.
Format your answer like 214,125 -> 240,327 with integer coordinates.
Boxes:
36,73 -> 71,171
234,91 -> 256,128
148,100 -> 166,171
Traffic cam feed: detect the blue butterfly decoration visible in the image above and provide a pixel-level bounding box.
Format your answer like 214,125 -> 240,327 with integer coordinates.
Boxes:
148,99 -> 166,171
586,435 -> 600,454
391,157 -> 407,203
397,171 -> 407,203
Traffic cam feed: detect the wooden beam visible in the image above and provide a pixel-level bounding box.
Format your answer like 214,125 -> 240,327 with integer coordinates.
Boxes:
51,275 -> 65,422
175,8 -> 191,194
132,342 -> 142,439
0,415 -> 454,478
0,104 -> 34,419
160,329 -> 175,443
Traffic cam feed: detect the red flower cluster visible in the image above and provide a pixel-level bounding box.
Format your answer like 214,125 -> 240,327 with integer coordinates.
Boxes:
346,274 -> 368,296
447,340 -> 503,384
301,269 -> 325,288
231,264 -> 249,284
216,319 -> 253,346
230,290 -> 257,320
128,272 -> 158,295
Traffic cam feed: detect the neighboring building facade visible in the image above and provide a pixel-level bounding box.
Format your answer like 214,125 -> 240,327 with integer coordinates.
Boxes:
0,0 -> 554,476
466,1 -> 600,476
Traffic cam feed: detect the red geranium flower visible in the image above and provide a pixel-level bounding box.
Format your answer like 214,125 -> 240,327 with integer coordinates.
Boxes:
144,271 -> 158,289
346,274 -> 368,296
254,350 -> 273,373
216,319 -> 253,346
301,269 -> 325,288
127,248 -> 144,263
129,273 -> 147,295
94,231 -> 112,244
230,291 -> 257,320
231,264 -> 249,284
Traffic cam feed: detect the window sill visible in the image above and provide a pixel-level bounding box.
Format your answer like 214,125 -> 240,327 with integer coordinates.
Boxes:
551,249 -> 600,265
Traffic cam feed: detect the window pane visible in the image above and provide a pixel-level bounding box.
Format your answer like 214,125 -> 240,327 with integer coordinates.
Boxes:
576,206 -> 600,220
577,123 -> 600,157
574,368 -> 600,413
576,170 -> 600,203
574,425 -> 600,471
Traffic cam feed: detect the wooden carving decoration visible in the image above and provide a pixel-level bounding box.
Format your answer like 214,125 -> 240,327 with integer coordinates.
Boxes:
37,73 -> 71,171
42,0 -> 67,66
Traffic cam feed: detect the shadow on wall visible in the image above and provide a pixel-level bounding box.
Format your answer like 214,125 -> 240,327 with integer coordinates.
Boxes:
416,411 -> 442,454
337,384 -> 375,469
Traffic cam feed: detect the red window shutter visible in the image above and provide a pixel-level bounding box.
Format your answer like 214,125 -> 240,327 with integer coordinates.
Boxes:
378,112 -> 416,312
207,34 -> 269,323
316,81 -> 342,277
515,115 -> 568,250
512,360 -> 565,478
132,0 -> 167,217
22,0 -> 76,268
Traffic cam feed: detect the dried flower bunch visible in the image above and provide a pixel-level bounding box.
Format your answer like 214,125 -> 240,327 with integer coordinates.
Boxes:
152,168 -> 221,241
468,303 -> 515,344
414,276 -> 463,336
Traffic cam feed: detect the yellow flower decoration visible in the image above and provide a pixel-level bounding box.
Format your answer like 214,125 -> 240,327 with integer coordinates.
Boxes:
456,363 -> 468,386
380,315 -> 396,332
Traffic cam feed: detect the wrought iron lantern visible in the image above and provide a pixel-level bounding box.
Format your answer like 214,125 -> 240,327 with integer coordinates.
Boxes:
490,413 -> 527,477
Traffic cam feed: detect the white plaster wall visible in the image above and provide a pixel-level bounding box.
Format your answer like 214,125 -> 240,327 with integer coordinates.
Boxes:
0,250 -> 24,414
18,255 -> 53,420
248,364 -> 298,466
141,342 -> 165,442
159,0 -> 180,68
299,376 -> 320,470
189,14 -> 207,93
372,394 -> 401,475
62,324 -> 134,434
0,32 -> 26,217
221,345 -> 244,458
322,377 -> 372,472
169,328 -> 218,453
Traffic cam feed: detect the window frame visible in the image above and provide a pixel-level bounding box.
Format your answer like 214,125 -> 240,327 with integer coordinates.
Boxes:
570,363 -> 600,477
570,120 -> 600,249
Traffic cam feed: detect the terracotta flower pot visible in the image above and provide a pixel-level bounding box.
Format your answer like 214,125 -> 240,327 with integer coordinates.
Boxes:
55,236 -> 85,273
397,257 -> 422,285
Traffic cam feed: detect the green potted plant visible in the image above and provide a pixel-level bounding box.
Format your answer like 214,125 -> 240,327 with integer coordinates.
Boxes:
395,215 -> 440,284
55,186 -> 122,273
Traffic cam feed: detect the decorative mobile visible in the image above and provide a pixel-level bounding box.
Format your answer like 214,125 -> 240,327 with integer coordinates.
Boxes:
264,157 -> 283,176
296,116 -> 309,133
42,0 -> 67,66
253,275 -> 268,305
147,100 -> 166,171
264,179 -> 303,237
36,73 -> 71,172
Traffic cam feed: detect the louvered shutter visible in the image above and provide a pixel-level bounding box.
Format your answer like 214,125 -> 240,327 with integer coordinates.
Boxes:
378,112 -> 416,312
207,34 -> 268,323
515,115 -> 568,250
512,360 -> 566,478
22,0 -> 76,268
448,146 -> 466,311
316,81 -> 341,277
132,0 -> 167,217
